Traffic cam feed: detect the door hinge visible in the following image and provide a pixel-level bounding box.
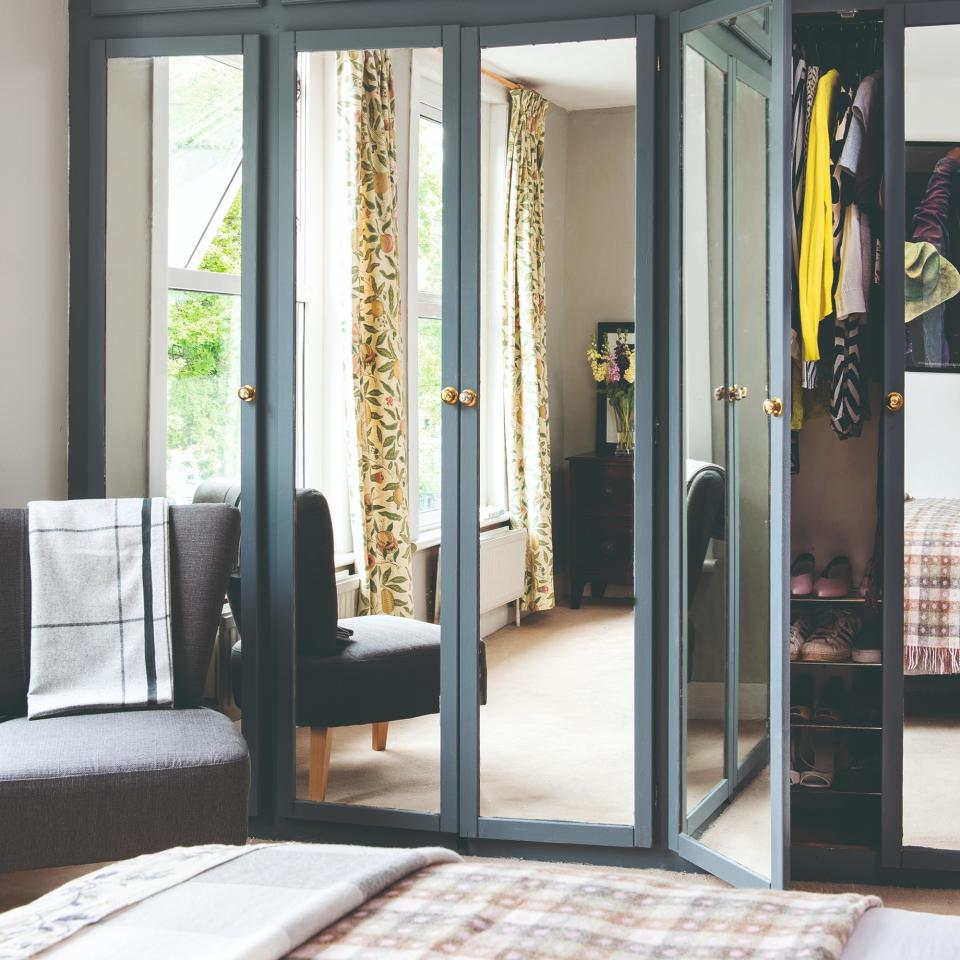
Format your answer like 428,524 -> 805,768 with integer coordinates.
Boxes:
656,54 -> 661,73
654,783 -> 660,810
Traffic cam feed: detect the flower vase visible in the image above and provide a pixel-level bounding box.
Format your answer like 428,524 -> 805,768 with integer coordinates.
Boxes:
609,390 -> 635,457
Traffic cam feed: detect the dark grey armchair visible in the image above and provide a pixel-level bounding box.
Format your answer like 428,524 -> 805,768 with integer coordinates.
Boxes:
229,489 -> 487,802
0,503 -> 249,873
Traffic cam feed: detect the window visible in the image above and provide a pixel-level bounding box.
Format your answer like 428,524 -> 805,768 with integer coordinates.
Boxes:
152,55 -> 244,503
410,101 -> 444,535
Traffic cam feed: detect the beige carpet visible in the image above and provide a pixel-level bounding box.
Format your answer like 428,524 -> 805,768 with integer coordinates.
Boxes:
296,603 -> 636,824
904,715 -> 960,850
685,719 -> 767,812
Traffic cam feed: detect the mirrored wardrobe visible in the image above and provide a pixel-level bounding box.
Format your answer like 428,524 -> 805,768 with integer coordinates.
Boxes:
670,0 -> 787,888
288,34 -> 454,821
475,32 -> 638,829
277,17 -> 655,851
98,37 -> 262,810
901,19 -> 960,861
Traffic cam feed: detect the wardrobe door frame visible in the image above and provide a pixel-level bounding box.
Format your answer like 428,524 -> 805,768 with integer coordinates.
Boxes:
666,0 -> 790,889
78,31 -> 265,816
888,0 -> 960,875
275,24 -> 463,837
458,14 -> 656,850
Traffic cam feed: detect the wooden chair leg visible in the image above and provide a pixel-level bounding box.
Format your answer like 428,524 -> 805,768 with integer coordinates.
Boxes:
308,727 -> 332,801
371,721 -> 389,751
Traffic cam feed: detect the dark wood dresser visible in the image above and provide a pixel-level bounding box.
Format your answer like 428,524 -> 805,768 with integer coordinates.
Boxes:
566,454 -> 634,608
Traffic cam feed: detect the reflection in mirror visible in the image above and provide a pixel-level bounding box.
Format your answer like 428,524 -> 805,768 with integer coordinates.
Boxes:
903,24 -> 960,850
294,48 -> 443,811
680,13 -> 772,880
477,37 -> 636,824
104,53 -> 244,724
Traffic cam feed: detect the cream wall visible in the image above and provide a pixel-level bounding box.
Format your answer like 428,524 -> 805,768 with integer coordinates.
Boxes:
542,104 -> 636,585
0,0 -> 69,505
558,106 -> 637,463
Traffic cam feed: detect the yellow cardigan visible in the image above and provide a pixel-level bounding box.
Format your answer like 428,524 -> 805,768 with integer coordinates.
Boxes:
798,68 -> 839,362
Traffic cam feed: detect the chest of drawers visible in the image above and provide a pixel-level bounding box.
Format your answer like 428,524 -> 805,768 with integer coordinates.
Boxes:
566,454 -> 634,608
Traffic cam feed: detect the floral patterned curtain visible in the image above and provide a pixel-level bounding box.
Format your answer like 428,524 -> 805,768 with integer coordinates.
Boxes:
502,88 -> 555,612
337,50 -> 413,617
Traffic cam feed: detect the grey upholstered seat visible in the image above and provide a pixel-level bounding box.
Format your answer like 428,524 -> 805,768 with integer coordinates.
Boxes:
0,503 -> 248,872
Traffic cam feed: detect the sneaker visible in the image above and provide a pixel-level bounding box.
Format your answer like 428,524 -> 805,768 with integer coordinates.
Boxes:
852,615 -> 882,663
789,612 -> 814,661
802,610 -> 860,662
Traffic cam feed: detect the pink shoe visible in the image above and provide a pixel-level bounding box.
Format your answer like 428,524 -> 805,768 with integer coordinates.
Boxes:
791,553 -> 815,597
814,556 -> 853,599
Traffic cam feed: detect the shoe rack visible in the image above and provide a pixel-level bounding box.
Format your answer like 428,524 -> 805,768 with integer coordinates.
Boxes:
790,597 -> 884,850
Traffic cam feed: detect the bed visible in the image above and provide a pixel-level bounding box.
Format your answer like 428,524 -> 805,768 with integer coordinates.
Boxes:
3,843 -> 960,960
904,497 -> 960,674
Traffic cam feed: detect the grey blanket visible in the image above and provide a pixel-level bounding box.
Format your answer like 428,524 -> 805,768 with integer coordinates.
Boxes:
26,498 -> 173,718
0,843 -> 462,959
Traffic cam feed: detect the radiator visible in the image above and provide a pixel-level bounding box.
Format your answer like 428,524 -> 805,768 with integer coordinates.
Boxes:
478,526 -> 527,614
336,573 -> 361,618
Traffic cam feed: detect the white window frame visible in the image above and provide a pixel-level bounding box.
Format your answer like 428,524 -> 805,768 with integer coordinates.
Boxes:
407,55 -> 444,541
148,57 -> 242,499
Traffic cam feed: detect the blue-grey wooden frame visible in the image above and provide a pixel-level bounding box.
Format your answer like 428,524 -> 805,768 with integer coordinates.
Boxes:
80,31 -> 265,817
277,24 -> 460,836
667,0 -> 789,889
457,13 -> 656,851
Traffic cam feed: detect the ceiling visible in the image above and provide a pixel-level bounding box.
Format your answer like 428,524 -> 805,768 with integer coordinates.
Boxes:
481,38 -> 636,112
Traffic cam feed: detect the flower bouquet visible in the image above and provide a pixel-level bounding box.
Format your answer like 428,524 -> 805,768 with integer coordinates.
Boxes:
587,330 -> 636,456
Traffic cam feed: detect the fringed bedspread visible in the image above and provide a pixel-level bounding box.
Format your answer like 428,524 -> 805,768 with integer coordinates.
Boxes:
289,859 -> 880,960
904,497 -> 960,674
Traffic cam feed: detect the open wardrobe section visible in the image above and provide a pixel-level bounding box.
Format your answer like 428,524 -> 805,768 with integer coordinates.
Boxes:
789,11 -> 886,856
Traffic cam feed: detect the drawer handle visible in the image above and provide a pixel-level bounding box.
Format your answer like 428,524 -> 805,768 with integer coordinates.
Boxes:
602,483 -> 614,496
602,541 -> 615,555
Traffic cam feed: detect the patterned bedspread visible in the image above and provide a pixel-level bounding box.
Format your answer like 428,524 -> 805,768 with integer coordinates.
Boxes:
905,498 -> 960,674
288,859 -> 879,960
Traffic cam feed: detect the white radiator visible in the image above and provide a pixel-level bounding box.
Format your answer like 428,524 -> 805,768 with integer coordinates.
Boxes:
433,524 -> 528,630
336,573 -> 360,618
479,526 -> 527,615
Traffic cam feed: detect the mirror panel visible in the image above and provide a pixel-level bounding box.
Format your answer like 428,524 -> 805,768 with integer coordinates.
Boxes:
476,37 -> 637,825
293,47 -> 444,813
902,23 -> 960,851
104,51 -> 246,731
678,11 -> 773,882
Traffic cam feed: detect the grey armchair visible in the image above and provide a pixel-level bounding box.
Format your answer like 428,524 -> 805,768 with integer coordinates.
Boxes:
0,503 -> 249,873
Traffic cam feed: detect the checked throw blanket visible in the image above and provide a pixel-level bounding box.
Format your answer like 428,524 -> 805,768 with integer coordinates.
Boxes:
26,498 -> 173,718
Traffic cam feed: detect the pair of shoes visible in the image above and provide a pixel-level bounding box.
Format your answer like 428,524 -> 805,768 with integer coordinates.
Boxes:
791,730 -> 835,788
802,610 -> 861,662
791,554 -> 853,598
790,674 -> 847,723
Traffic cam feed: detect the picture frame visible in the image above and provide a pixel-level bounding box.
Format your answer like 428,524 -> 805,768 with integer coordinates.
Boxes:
594,321 -> 636,457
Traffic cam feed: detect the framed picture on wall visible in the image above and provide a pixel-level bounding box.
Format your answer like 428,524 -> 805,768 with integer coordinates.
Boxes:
594,321 -> 636,457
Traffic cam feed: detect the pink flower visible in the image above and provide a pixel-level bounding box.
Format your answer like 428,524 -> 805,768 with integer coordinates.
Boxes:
607,359 -> 621,382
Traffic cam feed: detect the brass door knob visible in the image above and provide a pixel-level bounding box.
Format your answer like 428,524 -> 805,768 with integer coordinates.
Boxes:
728,384 -> 748,402
458,388 -> 479,408
714,386 -> 728,401
886,391 -> 905,412
440,386 -> 459,405
237,384 -> 257,403
763,397 -> 784,418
